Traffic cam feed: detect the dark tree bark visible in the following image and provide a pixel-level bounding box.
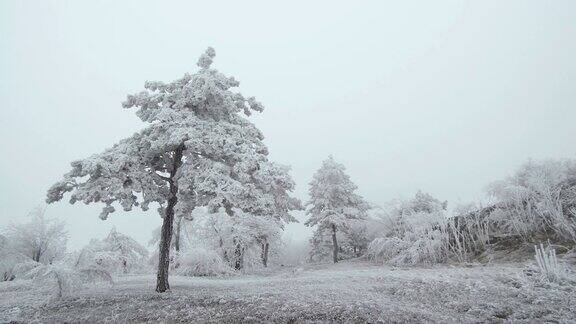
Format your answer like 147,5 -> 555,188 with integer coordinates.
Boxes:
156,146 -> 184,293
33,250 -> 40,262
172,216 -> 184,269
261,239 -> 269,267
174,216 -> 183,253
331,224 -> 338,263
234,241 -> 244,270
32,246 -> 42,262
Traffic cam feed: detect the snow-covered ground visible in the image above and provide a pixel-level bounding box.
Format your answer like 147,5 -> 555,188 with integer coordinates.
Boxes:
1,261 -> 574,323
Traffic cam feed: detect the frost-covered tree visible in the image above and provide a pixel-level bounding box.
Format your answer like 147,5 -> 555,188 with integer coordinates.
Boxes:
396,190 -> 447,215
6,206 -> 67,264
245,161 -> 302,267
308,223 -> 334,262
308,220 -> 369,262
47,48 -> 299,292
305,156 -> 368,263
341,220 -> 370,258
241,214 -> 283,267
189,208 -> 285,269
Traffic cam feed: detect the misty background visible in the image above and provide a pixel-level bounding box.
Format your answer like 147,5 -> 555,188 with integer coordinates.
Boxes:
1,1 -> 575,248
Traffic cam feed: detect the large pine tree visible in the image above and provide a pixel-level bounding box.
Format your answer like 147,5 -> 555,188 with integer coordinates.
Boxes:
305,156 -> 368,263
47,48 -> 300,292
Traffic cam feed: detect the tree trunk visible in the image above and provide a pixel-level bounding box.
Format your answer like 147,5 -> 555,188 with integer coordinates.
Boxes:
234,242 -> 244,270
172,216 -> 183,269
156,146 -> 184,293
33,247 -> 41,262
261,241 -> 269,267
174,216 -> 183,253
331,224 -> 338,263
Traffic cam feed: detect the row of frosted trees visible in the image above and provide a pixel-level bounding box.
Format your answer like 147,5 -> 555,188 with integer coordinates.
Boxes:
306,158 -> 576,266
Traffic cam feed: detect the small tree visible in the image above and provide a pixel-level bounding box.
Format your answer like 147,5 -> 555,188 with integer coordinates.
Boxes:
6,206 -> 67,264
240,214 -> 283,267
189,208 -> 283,269
305,156 -> 368,263
47,48 -> 299,292
341,220 -> 370,258
78,228 -> 148,274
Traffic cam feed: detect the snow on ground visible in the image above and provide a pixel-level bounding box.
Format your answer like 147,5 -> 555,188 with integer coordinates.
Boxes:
1,261 -> 575,323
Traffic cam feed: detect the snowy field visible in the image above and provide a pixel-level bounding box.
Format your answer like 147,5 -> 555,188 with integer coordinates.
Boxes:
1,261 -> 574,323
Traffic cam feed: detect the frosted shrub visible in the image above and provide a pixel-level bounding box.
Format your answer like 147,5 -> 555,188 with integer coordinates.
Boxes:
31,265 -> 77,298
534,243 -> 565,282
487,159 -> 576,244
0,249 -> 26,282
176,247 -> 233,277
445,204 -> 490,262
367,192 -> 451,265
76,229 -> 149,274
367,213 -> 447,265
367,237 -> 406,263
12,262 -> 113,298
401,227 -> 447,264
11,260 -> 43,279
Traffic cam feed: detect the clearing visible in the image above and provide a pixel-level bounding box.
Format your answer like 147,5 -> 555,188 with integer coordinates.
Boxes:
1,261 -> 574,323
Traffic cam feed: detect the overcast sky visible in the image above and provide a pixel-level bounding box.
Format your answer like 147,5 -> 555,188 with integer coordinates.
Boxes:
1,1 -> 575,248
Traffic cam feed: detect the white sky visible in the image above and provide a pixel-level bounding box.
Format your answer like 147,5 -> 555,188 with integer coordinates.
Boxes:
1,1 -> 575,249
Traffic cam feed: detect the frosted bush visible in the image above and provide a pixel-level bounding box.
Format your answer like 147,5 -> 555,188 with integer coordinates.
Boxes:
534,243 -> 565,282
176,247 -> 233,277
401,228 -> 447,264
31,265 -> 78,298
487,159 -> 576,244
0,251 -> 27,281
76,229 -> 149,274
11,260 -> 43,280
12,262 -> 113,299
366,237 -> 407,263
366,192 -> 451,265
445,204 -> 491,262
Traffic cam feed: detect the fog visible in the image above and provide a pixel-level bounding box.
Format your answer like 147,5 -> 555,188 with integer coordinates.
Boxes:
1,1 -> 575,248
